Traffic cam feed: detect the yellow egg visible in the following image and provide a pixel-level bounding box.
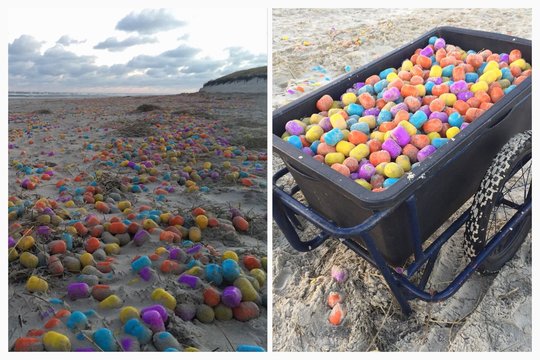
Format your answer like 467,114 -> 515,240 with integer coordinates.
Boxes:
195,215 -> 209,230
446,127 -> 460,139
99,294 -> 123,309
222,250 -> 239,262
18,236 -> 35,251
104,243 -> 120,255
349,144 -> 370,160
355,179 -> 372,190
43,331 -> 71,351
427,132 -> 441,142
151,288 -> 177,310
429,65 -> 442,77
119,306 -> 140,324
383,162 -> 404,178
324,152 -> 345,165
335,141 -> 355,156
26,275 -> 49,293
188,226 -> 202,242
402,60 -> 414,71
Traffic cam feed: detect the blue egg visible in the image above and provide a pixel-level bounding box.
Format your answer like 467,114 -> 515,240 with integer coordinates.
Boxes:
441,65 -> 454,78
504,85 -> 517,94
324,128 -> 344,146
374,80 -> 388,94
379,68 -> 396,79
237,345 -> 266,352
501,68 -> 513,81
477,62 -> 487,74
222,258 -> 241,282
346,103 -> 364,116
448,112 -> 464,128
383,178 -> 400,188
357,84 -> 375,95
350,122 -> 370,135
93,328 -> 117,351
124,319 -> 152,344
465,72 -> 479,83
310,140 -> 320,154
410,111 -> 428,129
205,263 -> 223,286
428,36 -> 438,45
432,138 -> 450,148
66,311 -> 88,330
287,135 -> 302,149
62,233 -> 73,250
131,256 -> 151,272
376,110 -> 392,125
424,81 -> 435,95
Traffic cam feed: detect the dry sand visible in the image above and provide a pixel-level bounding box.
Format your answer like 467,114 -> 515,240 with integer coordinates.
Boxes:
272,8 -> 531,352
8,92 -> 267,351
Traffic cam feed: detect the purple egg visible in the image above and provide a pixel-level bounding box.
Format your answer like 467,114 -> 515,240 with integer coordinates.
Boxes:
285,120 -> 305,136
358,163 -> 376,180
37,226 -> 51,236
460,122 -> 470,131
417,145 -> 437,162
350,172 -> 359,180
319,117 -> 332,132
186,244 -> 202,255
230,208 -> 243,218
391,126 -> 411,147
450,80 -> 468,94
139,266 -> 153,281
178,274 -> 199,289
8,236 -> 16,248
428,77 -> 443,85
302,147 -> 315,156
500,53 -> 509,63
331,265 -> 348,283
434,38 -> 446,50
382,138 -> 402,158
382,87 -> 400,102
353,82 -> 365,90
141,304 -> 168,322
363,108 -> 380,117
457,91 -> 474,101
359,158 -> 369,167
67,282 -> 91,300
120,337 -> 139,351
429,111 -> 448,123
133,229 -> 150,247
221,286 -> 242,308
390,102 -> 408,116
141,310 -> 165,333
420,46 -> 434,57
418,105 -> 432,117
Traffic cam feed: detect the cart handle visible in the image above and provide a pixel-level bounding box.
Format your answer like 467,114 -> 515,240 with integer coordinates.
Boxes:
273,168 -> 400,251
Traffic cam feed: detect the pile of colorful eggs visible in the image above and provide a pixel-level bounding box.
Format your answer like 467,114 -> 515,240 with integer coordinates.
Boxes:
281,37 -> 531,191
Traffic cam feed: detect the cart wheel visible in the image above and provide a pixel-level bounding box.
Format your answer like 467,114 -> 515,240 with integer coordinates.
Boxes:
464,130 -> 531,274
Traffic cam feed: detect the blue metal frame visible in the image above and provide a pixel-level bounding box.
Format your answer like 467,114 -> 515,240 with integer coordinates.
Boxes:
273,167 -> 532,316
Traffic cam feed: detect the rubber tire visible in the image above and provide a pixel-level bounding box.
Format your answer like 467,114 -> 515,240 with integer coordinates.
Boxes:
464,130 -> 531,274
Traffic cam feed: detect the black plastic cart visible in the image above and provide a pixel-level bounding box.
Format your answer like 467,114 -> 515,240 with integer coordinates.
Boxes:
272,27 -> 531,315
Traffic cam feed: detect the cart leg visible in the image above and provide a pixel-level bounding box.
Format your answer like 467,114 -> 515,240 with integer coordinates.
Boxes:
362,233 -> 413,316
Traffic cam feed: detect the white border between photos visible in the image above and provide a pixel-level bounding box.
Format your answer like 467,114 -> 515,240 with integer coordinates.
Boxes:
1,0 -> 539,358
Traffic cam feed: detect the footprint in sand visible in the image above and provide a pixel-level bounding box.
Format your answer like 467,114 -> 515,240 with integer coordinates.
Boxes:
274,267 -> 293,294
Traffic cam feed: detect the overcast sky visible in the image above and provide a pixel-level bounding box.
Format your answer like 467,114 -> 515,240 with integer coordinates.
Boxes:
8,8 -> 267,94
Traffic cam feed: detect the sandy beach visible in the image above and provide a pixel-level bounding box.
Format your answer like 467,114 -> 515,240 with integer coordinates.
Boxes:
8,92 -> 267,351
272,8 -> 532,352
